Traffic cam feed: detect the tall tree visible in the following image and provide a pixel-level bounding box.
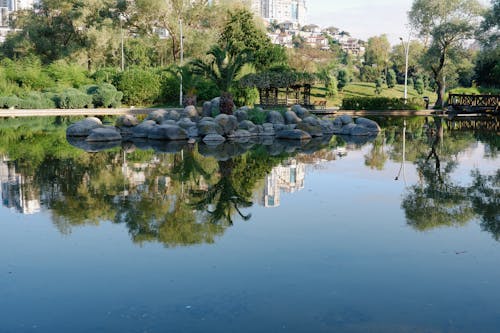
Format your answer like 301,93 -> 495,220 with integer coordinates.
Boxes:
364,34 -> 391,75
409,0 -> 484,107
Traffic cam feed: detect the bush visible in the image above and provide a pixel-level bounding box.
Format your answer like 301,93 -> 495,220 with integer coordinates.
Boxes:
0,96 -> 20,108
47,61 -> 91,88
115,67 -> 161,106
92,67 -> 120,84
341,97 -> 426,110
326,76 -> 338,98
386,69 -> 396,88
375,78 -> 384,95
247,108 -> 268,124
360,65 -> 380,82
86,83 -> 123,108
17,92 -> 57,109
337,69 -> 351,91
414,77 -> 425,95
56,88 -> 93,109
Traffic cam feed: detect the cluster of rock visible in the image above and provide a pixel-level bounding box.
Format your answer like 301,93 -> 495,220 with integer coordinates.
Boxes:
66,102 -> 381,145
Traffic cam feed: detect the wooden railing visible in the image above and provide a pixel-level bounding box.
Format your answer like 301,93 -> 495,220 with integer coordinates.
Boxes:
448,94 -> 500,113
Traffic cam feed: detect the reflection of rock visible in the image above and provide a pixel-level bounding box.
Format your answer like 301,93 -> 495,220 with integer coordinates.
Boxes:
148,125 -> 188,140
149,140 -> 188,153
276,129 -> 312,140
198,142 -> 248,161
67,136 -> 121,152
332,116 -> 381,136
66,117 -> 102,137
86,127 -> 122,142
337,134 -> 378,146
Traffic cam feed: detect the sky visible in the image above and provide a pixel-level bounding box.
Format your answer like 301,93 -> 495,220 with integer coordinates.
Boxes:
307,0 -> 490,45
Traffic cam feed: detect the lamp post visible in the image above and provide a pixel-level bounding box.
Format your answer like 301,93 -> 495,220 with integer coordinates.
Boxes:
179,18 -> 184,107
120,14 -> 125,71
399,36 -> 410,102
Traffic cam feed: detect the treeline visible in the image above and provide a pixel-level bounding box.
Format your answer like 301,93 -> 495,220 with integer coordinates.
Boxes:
0,0 -> 498,109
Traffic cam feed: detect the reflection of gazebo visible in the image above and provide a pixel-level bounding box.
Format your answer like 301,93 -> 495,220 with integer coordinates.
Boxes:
240,70 -> 316,108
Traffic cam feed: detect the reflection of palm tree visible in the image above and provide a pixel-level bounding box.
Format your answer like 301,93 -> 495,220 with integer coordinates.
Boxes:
171,144 -> 211,187
192,159 -> 252,225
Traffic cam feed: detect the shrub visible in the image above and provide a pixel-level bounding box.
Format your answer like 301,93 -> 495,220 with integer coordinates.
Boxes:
56,88 -> 93,109
386,69 -> 396,88
375,78 -> 384,95
337,69 -> 350,91
92,67 -> 120,84
0,96 -> 20,108
47,61 -> 91,88
115,67 -> 161,106
86,83 -> 123,108
360,65 -> 380,82
326,76 -> 338,98
247,108 -> 268,124
219,92 -> 235,115
341,97 -> 426,110
17,92 -> 57,109
414,77 -> 425,95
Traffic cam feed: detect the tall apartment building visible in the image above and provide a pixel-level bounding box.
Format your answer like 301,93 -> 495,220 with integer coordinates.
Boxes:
251,0 -> 307,26
0,0 -> 37,42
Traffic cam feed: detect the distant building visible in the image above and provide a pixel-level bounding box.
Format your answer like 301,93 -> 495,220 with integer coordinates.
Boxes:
251,0 -> 307,26
260,159 -> 305,208
0,0 -> 38,42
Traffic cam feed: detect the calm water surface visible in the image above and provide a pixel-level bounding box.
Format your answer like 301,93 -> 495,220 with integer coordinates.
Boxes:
0,116 -> 499,333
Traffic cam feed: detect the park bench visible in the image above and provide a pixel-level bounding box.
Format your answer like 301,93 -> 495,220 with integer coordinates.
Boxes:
313,100 -> 327,110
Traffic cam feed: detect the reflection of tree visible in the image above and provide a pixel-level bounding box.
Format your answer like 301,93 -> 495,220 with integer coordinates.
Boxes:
364,133 -> 388,170
402,118 -> 499,239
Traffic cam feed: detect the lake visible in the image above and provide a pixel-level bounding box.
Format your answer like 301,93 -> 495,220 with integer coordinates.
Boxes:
0,116 -> 499,333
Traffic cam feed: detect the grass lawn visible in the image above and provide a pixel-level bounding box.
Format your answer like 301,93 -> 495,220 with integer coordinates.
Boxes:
310,82 -> 436,108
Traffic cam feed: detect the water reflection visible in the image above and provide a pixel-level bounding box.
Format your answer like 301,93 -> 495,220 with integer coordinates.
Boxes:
0,116 -> 498,245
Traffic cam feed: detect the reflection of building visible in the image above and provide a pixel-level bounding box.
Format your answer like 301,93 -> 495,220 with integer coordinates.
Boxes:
260,159 -> 305,208
0,157 -> 41,214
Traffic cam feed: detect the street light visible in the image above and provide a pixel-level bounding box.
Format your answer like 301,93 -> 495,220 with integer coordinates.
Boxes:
399,36 -> 410,102
120,14 -> 126,71
179,18 -> 184,107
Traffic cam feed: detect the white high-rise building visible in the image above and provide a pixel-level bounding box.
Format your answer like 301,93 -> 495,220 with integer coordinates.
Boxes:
251,0 -> 307,26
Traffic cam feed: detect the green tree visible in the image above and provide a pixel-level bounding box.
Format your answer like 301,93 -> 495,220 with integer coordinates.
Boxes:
375,77 -> 384,95
409,0 -> 484,107
386,69 -> 396,88
364,34 -> 391,76
337,69 -> 350,91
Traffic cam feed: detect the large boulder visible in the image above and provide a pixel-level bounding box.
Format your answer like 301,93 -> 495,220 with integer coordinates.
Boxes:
319,119 -> 335,134
210,97 -> 220,116
266,110 -> 285,125
181,105 -> 198,119
148,125 -> 188,140
215,114 -> 239,135
303,116 -> 321,126
132,120 -> 157,138
227,129 -> 252,139
291,105 -> 310,119
177,117 -> 196,129
86,127 -> 121,142
116,115 -> 139,127
146,109 -> 167,123
261,123 -> 275,136
276,129 -> 312,140
164,110 -> 181,122
202,133 -> 226,144
296,122 -> 323,137
66,117 -> 103,137
238,120 -> 257,132
202,101 -> 212,117
355,117 -> 381,133
284,111 -> 302,124
333,115 -> 354,127
198,120 -> 224,136
234,108 -> 249,122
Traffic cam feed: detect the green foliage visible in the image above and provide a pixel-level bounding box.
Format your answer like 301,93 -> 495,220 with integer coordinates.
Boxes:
1,57 -> 53,91
240,69 -> 316,89
326,76 -> 338,98
414,76 -> 425,95
47,61 -> 91,88
364,34 -> 391,70
375,78 -> 384,95
337,69 -> 350,91
115,67 -> 161,105
0,96 -> 21,108
360,65 -> 380,82
17,92 -> 57,109
85,84 -> 123,108
247,108 -> 268,125
386,69 -> 396,88
474,46 -> 500,87
56,88 -> 93,109
342,96 -> 426,110
92,67 -> 120,84
231,87 -> 259,106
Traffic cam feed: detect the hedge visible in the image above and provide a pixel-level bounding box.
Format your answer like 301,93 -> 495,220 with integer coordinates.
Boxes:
56,88 -> 93,109
86,83 -> 123,108
341,97 -> 426,111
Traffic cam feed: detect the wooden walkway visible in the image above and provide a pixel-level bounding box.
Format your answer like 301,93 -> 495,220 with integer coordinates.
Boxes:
0,107 -> 162,118
448,94 -> 499,114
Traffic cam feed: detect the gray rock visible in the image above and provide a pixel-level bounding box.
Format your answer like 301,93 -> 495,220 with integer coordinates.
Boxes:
355,117 -> 381,133
161,119 -> 177,126
261,123 -> 275,136
239,120 -> 257,132
349,125 -> 379,136
182,105 -> 198,119
303,116 -> 321,126
116,115 -> 139,127
215,114 -> 239,135
202,101 -> 212,117
296,122 -> 323,137
203,133 -> 226,143
284,111 -> 302,124
336,115 -> 354,126
266,110 -> 285,124
276,129 -> 312,140
200,116 -> 215,122
319,119 -> 335,134
177,117 -> 196,129
146,110 -> 167,123
291,105 -> 310,119
198,120 -> 224,136
132,120 -> 157,138
164,110 -> 181,122
234,109 -> 249,122
187,126 -> 199,138
148,125 -> 188,140
86,127 -> 122,142
210,97 -> 220,116
228,129 -> 252,138
340,123 -> 357,135
66,117 -> 103,137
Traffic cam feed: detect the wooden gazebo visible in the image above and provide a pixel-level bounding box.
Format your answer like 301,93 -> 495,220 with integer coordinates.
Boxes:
240,70 -> 316,108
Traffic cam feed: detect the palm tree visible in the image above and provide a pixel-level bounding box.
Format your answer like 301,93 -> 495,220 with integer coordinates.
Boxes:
191,43 -> 251,94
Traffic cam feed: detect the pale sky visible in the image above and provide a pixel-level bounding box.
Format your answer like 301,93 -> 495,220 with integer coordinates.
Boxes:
307,0 -> 491,44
